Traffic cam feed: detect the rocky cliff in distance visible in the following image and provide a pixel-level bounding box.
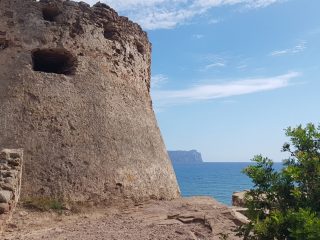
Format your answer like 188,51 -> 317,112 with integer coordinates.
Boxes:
168,150 -> 203,164
0,0 -> 180,204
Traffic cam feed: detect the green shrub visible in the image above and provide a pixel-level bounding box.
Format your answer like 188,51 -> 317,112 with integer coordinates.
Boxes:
238,123 -> 320,239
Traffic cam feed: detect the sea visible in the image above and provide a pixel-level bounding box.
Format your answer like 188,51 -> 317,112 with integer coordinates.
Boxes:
172,162 -> 283,206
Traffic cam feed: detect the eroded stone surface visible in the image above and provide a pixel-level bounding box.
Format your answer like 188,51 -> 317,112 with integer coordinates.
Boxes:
0,190 -> 11,203
3,197 -> 245,240
232,191 -> 248,207
0,0 -> 179,203
0,149 -> 23,233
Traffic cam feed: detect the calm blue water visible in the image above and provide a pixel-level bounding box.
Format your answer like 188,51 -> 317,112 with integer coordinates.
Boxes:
173,162 -> 282,206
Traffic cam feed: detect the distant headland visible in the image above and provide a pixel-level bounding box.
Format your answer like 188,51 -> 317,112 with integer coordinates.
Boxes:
168,150 -> 203,164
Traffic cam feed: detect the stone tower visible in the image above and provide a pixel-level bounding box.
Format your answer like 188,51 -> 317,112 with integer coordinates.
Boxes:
0,0 -> 180,203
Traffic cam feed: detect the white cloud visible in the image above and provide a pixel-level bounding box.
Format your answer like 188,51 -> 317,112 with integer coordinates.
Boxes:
80,0 -> 284,30
81,0 -> 99,5
152,72 -> 300,106
205,62 -> 226,69
193,34 -> 205,39
199,54 -> 228,71
237,64 -> 247,70
270,50 -> 289,56
151,74 -> 169,89
208,18 -> 221,24
245,0 -> 279,8
270,41 -> 307,56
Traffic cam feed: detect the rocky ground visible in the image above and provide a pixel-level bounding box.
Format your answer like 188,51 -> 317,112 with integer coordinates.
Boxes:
1,197 -> 246,240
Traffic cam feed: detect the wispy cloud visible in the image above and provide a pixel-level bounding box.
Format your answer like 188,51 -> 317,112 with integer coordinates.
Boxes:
237,64 -> 248,70
151,74 -> 168,89
205,62 -> 226,69
199,54 -> 254,72
193,34 -> 205,39
208,18 -> 221,24
270,41 -> 307,56
152,72 -> 300,107
245,0 -> 280,8
199,54 -> 228,71
82,0 -> 285,30
81,0 -> 98,5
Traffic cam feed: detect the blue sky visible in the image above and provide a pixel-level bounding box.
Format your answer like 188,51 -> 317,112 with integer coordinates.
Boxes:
83,0 -> 320,162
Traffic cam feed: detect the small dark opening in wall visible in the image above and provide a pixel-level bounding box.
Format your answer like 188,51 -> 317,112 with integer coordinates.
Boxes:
42,6 -> 61,22
136,42 -> 145,55
104,26 -> 117,40
0,39 -> 9,50
32,49 -> 77,75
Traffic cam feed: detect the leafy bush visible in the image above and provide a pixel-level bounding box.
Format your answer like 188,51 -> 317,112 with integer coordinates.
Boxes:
238,123 -> 320,239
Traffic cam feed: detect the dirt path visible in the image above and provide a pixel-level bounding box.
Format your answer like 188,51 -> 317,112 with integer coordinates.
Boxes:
2,197 -> 244,240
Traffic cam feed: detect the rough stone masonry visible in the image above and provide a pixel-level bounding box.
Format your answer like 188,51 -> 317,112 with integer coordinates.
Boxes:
0,149 -> 23,233
0,0 -> 180,203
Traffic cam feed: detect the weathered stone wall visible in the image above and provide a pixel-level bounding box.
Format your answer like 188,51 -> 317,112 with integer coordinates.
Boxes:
0,0 -> 180,203
0,149 -> 23,233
